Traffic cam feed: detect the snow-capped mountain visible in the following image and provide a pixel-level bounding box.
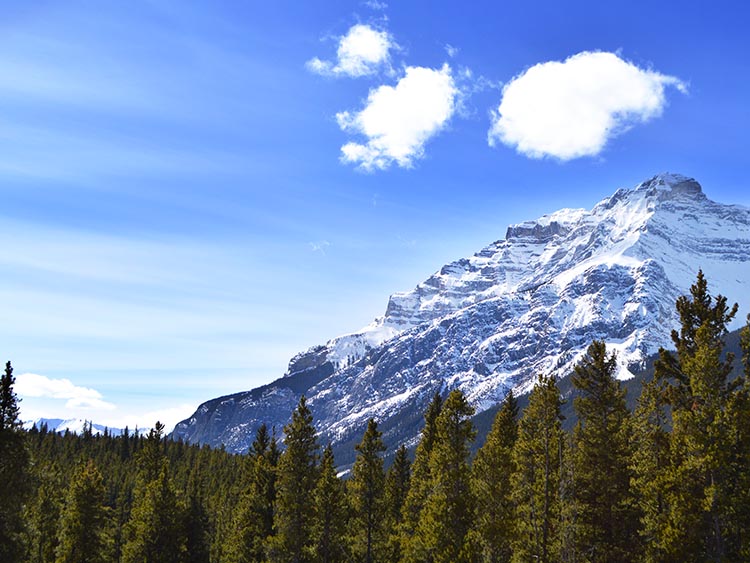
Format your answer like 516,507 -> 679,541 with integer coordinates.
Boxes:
172,174 -> 750,457
26,418 -> 150,437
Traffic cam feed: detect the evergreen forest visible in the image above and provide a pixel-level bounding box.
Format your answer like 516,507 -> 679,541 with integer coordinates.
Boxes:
2,271 -> 750,563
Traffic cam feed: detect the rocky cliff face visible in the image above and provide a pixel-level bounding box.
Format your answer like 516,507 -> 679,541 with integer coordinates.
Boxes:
172,174 -> 750,459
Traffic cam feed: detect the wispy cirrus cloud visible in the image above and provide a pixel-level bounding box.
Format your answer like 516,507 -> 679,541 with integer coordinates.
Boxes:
488,51 -> 687,160
16,373 -> 116,410
337,64 -> 459,170
363,0 -> 388,10
309,240 -> 331,254
307,24 -> 395,78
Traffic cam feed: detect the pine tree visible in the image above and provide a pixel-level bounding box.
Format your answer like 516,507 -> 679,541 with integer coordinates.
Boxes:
471,390 -> 518,563
268,396 -> 319,563
0,361 -> 21,431
227,423 -> 279,563
383,444 -> 410,563
184,487 -> 211,563
122,463 -> 186,563
348,418 -> 387,563
122,422 -> 187,563
29,467 -> 63,563
570,341 -> 637,562
55,459 -> 110,563
725,315 -> 750,558
653,271 -> 739,560
511,373 -> 564,563
400,391 -> 442,555
0,360 -> 31,563
413,389 -> 477,563
629,378 -> 670,562
311,445 -> 348,563
558,433 -> 577,563
138,421 -> 167,483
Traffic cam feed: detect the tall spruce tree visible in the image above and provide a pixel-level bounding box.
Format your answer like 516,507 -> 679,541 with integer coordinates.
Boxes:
471,390 -> 518,563
511,373 -> 565,563
570,341 -> 637,562
122,423 -> 187,563
227,424 -> 279,563
726,315 -> 750,558
400,391 -> 442,556
55,460 -> 110,563
348,418 -> 387,563
413,389 -> 477,563
268,396 -> 319,563
29,468 -> 63,563
383,445 -> 410,563
629,378 -> 670,562
652,271 -> 739,560
184,487 -> 211,563
311,445 -> 348,563
0,361 -> 21,431
0,360 -> 31,563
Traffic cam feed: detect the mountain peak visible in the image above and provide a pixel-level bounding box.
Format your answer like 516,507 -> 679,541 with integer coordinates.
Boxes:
172,174 -> 749,459
636,172 -> 704,199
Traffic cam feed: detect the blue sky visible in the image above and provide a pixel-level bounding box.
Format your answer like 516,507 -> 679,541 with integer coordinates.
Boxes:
4,0 -> 750,430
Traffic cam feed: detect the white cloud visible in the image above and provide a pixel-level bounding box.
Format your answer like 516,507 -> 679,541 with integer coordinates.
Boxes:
488,51 -> 687,160
16,373 -> 116,410
445,44 -> 459,58
307,24 -> 394,78
337,64 -> 459,170
363,0 -> 388,9
309,240 -> 331,254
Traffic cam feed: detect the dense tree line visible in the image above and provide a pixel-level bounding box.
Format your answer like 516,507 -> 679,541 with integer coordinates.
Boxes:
1,271 -> 750,562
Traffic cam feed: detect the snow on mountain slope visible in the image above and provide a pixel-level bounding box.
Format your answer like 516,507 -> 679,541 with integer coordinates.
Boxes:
172,174 -> 750,456
25,417 -> 150,436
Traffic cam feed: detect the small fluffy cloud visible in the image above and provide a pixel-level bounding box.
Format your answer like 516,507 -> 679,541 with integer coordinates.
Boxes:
16,373 -> 116,410
307,24 -> 394,78
337,64 -> 458,170
488,51 -> 687,160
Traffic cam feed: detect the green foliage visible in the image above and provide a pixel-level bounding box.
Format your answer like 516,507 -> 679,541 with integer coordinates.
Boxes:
7,270 -> 750,563
726,314 -> 750,560
20,415 -> 243,563
268,396 -> 319,563
629,378 -> 671,562
0,361 -> 31,563
122,463 -> 187,563
511,373 -> 564,563
311,445 -> 348,563
383,445 -> 410,563
651,270 -> 743,561
571,341 -> 637,562
1,360 -> 22,431
471,391 -> 518,563
122,421 -> 187,563
184,488 -> 211,563
741,314 -> 750,379
400,391 -> 442,555
28,468 -> 63,563
55,460 -> 110,563
348,418 -> 387,563
412,390 -> 477,563
226,423 -> 279,563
